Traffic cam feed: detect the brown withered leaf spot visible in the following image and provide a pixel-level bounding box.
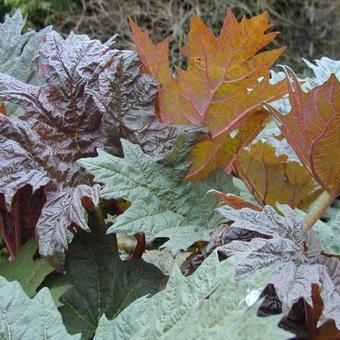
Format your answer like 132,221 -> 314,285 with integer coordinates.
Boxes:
234,141 -> 321,209
129,10 -> 287,179
0,31 -> 205,259
266,68 -> 340,196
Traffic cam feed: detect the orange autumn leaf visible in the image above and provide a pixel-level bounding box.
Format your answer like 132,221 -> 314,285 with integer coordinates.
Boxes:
129,10 -> 287,179
188,109 -> 269,179
234,141 -> 322,209
0,102 -> 6,115
209,190 -> 262,211
267,68 -> 340,196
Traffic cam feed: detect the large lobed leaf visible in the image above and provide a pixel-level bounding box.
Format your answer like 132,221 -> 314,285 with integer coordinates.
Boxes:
266,68 -> 340,196
218,204 -> 340,330
51,225 -> 165,338
94,253 -> 289,339
0,276 -> 79,339
78,139 -> 237,254
130,10 -> 287,179
0,29 -> 204,258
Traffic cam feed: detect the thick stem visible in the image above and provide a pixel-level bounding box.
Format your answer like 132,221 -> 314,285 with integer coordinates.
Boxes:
129,233 -> 146,260
303,191 -> 336,231
93,206 -> 106,228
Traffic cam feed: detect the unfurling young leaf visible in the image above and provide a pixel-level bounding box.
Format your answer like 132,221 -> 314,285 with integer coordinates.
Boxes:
0,276 -> 80,339
218,204 -> 340,331
130,10 -> 287,179
94,253 -> 290,339
266,68 -> 340,197
78,139 -> 237,255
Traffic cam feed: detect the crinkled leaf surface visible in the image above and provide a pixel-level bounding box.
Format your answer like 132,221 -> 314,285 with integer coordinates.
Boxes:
0,277 -> 79,339
94,253 -> 289,339
218,204 -> 340,329
78,139 -> 237,254
130,10 -> 287,179
0,238 -> 53,297
235,141 -> 320,209
53,226 -> 165,339
266,68 -> 340,196
0,29 -> 204,258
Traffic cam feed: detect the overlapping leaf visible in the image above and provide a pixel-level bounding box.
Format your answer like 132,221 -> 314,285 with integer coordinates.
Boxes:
0,10 -> 50,116
0,239 -> 53,297
266,68 -> 340,196
218,204 -> 340,329
0,10 -> 50,83
0,30 -> 205,258
234,141 -> 321,209
302,57 -> 340,91
52,225 -> 165,338
94,253 -> 289,339
130,10 -> 287,179
78,139 -> 237,254
313,209 -> 340,255
0,277 -> 79,339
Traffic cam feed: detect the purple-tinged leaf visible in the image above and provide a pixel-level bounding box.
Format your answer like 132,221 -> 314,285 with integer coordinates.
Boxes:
0,28 -> 206,260
217,204 -> 340,330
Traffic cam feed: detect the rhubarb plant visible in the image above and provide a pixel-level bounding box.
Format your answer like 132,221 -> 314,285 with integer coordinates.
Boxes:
0,9 -> 339,340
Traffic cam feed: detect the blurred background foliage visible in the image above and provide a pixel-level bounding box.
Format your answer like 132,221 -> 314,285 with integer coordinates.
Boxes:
1,0 -> 340,71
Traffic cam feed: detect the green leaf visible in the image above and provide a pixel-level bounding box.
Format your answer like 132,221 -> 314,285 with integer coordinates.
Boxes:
0,276 -> 79,339
0,239 -> 53,297
94,252 -> 290,339
302,57 -> 340,90
54,226 -> 166,338
0,9 -> 50,83
78,140 -> 237,254
313,209 -> 340,255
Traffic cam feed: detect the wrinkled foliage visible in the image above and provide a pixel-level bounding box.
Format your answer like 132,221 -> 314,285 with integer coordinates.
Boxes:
0,22 -> 205,259
0,9 -> 339,340
94,253 -> 289,339
130,11 -> 287,179
218,204 -> 340,331
78,139 -> 237,254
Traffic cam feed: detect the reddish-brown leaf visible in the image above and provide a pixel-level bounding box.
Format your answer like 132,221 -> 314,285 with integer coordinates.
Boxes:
130,10 -> 287,179
266,68 -> 340,196
234,141 -> 322,209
